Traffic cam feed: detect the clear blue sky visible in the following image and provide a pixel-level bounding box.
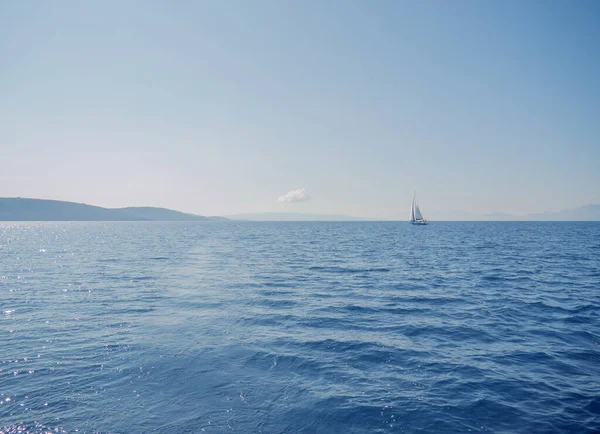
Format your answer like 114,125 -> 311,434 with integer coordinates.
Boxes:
1,0 -> 598,218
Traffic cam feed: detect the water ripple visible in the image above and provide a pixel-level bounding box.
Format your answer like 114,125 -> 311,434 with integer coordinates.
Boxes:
1,221 -> 599,433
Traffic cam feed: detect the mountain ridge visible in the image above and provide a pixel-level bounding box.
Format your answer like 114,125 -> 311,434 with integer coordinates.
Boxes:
0,198 -> 224,221
227,212 -> 381,221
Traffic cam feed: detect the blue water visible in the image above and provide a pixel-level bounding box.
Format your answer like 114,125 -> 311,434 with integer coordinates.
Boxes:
1,222 -> 599,433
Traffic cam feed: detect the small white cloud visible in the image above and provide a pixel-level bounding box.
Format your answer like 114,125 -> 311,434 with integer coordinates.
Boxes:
277,188 -> 309,203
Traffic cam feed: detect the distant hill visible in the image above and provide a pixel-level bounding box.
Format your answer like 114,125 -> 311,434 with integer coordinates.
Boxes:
0,198 -> 225,221
114,207 -> 224,221
429,204 -> 600,221
227,212 -> 381,221
524,204 -> 600,221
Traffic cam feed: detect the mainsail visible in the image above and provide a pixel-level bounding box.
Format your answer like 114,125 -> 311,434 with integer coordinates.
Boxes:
414,203 -> 424,221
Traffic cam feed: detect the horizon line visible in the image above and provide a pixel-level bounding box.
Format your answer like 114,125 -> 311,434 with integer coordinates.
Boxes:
2,196 -> 599,221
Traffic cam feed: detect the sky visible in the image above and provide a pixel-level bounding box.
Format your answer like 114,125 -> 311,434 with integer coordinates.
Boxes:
1,0 -> 599,219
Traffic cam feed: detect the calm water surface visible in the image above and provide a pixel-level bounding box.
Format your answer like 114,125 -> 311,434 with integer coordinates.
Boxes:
1,222 -> 599,433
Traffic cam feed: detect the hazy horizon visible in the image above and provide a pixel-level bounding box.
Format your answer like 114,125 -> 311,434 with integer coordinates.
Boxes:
2,196 -> 600,221
2,1 -> 599,219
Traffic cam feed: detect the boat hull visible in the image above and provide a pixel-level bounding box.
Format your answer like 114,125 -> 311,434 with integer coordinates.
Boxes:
411,220 -> 428,225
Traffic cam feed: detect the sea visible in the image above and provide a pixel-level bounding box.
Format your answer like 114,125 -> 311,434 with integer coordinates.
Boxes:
0,221 -> 599,433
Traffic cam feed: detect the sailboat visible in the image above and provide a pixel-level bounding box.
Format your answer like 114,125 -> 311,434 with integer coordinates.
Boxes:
410,192 -> 428,225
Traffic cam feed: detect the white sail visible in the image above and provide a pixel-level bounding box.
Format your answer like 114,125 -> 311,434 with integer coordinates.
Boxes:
410,194 -> 416,221
414,203 -> 424,221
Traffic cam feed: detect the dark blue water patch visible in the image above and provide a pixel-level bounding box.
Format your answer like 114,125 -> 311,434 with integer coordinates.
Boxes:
558,347 -> 600,364
571,303 -> 600,314
401,324 -> 499,344
296,315 -> 373,331
256,289 -> 298,298
380,303 -> 428,314
523,300 -> 591,316
308,266 -> 391,273
387,281 -> 438,291
108,307 -> 156,314
564,330 -> 600,346
584,396 -> 600,414
396,295 -> 468,305
258,298 -> 298,308
258,281 -> 298,288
